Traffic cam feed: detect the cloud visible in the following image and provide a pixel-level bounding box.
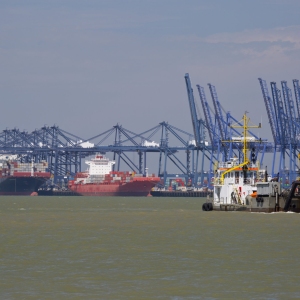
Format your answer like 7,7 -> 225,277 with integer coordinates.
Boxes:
203,26 -> 300,45
231,44 -> 291,59
171,26 -> 300,59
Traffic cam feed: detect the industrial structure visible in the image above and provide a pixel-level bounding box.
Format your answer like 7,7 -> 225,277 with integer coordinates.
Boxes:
259,78 -> 300,185
0,74 -> 299,189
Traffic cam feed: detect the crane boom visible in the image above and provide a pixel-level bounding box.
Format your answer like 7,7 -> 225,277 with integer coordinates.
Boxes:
208,83 -> 226,141
281,81 -> 297,144
184,73 -> 201,147
258,78 -> 277,144
196,85 -> 215,147
270,82 -> 286,145
293,79 -> 300,121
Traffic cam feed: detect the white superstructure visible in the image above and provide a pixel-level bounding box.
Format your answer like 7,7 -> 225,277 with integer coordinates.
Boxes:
85,155 -> 115,176
211,113 -> 265,210
213,158 -> 264,208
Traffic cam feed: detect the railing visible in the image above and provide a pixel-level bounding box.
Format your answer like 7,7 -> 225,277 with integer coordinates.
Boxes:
217,161 -> 240,168
214,177 -> 259,186
217,161 -> 260,169
214,178 -> 222,185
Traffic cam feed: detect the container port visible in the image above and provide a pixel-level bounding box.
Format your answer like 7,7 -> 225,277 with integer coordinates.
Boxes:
0,75 -> 299,195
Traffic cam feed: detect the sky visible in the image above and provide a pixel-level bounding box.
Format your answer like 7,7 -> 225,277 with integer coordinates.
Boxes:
1,0 -> 300,171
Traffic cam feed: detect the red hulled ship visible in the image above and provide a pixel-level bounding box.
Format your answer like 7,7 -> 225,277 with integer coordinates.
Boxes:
68,154 -> 161,196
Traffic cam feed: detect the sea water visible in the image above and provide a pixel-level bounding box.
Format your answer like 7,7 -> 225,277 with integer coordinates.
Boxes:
1,196 -> 300,299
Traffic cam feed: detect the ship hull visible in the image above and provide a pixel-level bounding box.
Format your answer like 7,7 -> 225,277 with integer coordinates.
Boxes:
210,204 -> 300,213
69,179 -> 159,197
38,189 -> 80,196
0,176 -> 48,195
150,190 -> 213,197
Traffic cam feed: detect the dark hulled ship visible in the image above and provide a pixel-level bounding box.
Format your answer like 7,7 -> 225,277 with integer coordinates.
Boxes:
0,157 -> 50,195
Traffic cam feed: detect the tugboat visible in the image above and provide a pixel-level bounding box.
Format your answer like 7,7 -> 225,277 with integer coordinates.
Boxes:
202,113 -> 300,213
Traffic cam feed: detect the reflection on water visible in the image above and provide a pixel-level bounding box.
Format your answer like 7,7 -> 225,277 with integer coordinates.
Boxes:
1,196 -> 300,299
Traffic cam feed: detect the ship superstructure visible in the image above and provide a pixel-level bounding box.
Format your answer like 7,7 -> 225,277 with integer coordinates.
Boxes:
211,157 -> 264,210
204,113 -> 266,211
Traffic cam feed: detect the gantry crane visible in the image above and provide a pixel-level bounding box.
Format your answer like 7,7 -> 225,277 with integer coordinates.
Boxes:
208,83 -> 229,161
259,78 -> 300,186
184,73 -> 211,186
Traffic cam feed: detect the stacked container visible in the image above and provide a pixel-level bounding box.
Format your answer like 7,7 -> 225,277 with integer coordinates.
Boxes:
0,159 -> 50,177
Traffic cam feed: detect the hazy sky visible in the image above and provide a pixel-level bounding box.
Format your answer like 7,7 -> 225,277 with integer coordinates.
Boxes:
1,0 -> 300,144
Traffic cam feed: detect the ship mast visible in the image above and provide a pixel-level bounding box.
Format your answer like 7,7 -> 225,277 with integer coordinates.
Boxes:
218,113 -> 261,185
231,112 -> 261,164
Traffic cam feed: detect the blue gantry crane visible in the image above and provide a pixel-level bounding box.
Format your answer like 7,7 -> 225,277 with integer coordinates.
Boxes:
196,84 -> 219,185
258,78 -> 281,177
186,74 -> 273,188
259,78 -> 300,186
0,122 -> 210,186
184,73 -> 212,186
208,83 -> 229,161
258,78 -> 278,145
184,73 -> 203,147
270,81 -> 288,179
281,80 -> 299,183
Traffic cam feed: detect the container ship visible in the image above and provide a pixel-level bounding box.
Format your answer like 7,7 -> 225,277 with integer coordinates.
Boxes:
0,156 -> 51,195
66,154 -> 161,196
